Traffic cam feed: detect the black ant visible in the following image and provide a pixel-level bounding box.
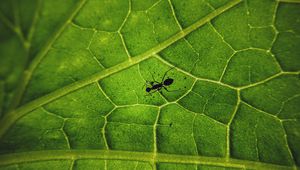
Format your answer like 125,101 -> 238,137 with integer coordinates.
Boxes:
144,67 -> 175,95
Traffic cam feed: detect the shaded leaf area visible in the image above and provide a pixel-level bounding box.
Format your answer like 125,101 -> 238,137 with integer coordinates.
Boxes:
0,0 -> 300,169
0,25 -> 27,117
0,0 -> 79,115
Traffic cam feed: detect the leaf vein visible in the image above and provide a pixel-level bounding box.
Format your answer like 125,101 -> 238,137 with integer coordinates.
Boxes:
0,150 -> 295,170
0,0 -> 242,139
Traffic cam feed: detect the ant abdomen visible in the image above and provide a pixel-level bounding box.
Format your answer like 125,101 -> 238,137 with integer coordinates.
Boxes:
163,78 -> 174,86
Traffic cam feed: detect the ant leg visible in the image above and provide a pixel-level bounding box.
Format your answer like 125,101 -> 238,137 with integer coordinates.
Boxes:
149,71 -> 160,83
145,92 -> 152,96
161,67 -> 175,82
156,87 -> 165,96
142,82 -> 149,89
145,89 -> 159,96
163,87 -> 171,92
142,80 -> 155,89
163,86 -> 181,92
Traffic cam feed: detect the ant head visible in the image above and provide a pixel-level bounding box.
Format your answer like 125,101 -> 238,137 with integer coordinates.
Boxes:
146,87 -> 151,92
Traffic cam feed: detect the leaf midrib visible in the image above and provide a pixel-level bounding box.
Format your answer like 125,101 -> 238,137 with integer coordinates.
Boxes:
0,149 -> 295,170
0,0 -> 241,138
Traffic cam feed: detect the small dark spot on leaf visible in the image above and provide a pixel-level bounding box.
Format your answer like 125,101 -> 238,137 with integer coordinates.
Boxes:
169,123 -> 173,127
184,86 -> 187,88
184,77 -> 187,80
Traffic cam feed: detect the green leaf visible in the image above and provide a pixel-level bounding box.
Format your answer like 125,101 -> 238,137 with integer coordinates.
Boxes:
0,0 -> 299,169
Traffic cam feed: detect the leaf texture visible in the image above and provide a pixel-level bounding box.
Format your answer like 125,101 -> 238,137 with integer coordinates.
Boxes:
0,0 -> 299,169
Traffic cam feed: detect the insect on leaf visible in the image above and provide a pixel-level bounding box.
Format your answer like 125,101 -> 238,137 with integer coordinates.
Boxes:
0,0 -> 299,169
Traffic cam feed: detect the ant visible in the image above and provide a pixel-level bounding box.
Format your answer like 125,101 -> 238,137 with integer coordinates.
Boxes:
144,67 -> 175,95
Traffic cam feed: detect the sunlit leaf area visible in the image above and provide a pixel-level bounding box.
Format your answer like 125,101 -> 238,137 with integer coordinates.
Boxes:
0,0 -> 299,169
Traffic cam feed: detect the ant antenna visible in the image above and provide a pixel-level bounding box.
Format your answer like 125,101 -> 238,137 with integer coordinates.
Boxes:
142,80 -> 153,89
148,70 -> 159,83
162,67 -> 175,81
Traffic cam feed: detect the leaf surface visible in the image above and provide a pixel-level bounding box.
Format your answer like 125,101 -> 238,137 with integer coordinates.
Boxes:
0,0 -> 299,169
